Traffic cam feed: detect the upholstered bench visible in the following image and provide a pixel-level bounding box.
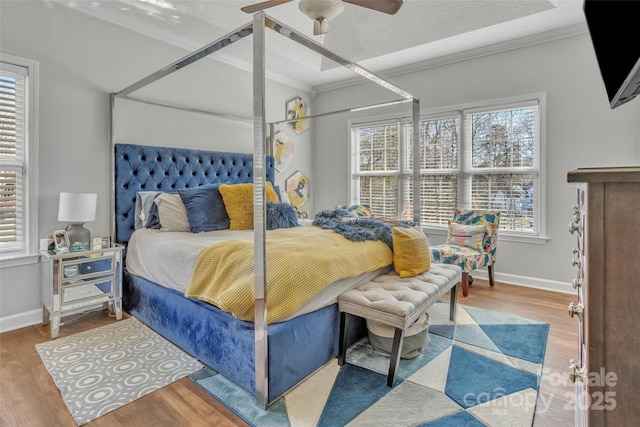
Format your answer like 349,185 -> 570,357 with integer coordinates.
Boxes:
338,263 -> 462,386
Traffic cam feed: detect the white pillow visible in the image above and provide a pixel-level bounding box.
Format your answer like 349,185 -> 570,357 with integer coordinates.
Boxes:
153,193 -> 190,232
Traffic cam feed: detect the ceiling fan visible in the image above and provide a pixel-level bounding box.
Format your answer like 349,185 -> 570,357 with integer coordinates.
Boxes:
241,0 -> 403,35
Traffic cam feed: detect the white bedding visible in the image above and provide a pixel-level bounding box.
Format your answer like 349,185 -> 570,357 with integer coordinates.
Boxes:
126,227 -> 391,320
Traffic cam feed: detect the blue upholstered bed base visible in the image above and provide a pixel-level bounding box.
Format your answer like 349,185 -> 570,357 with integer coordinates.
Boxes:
123,272 -> 365,402
114,143 -> 365,403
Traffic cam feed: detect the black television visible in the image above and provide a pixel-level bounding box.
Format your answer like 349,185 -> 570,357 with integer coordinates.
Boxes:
583,0 -> 640,109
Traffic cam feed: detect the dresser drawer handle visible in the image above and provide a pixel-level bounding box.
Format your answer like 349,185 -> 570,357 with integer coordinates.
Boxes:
569,302 -> 584,319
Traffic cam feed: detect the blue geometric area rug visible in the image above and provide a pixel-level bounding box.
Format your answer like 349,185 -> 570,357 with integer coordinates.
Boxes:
190,302 -> 549,426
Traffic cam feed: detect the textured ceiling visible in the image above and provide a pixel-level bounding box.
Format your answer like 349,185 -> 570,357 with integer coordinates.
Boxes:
57,0 -> 588,91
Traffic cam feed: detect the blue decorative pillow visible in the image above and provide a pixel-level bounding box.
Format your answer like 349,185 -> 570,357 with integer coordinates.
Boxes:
266,202 -> 299,230
178,184 -> 230,233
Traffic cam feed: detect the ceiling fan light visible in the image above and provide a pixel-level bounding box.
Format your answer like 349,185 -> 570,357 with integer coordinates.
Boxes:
299,0 -> 345,21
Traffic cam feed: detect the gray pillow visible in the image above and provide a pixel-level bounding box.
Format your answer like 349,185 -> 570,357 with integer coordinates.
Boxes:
134,191 -> 161,230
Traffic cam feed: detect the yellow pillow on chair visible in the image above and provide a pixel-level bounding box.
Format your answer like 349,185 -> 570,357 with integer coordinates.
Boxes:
392,226 -> 431,278
219,182 -> 280,230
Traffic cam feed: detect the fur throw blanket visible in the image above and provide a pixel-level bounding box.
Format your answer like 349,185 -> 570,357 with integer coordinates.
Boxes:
313,209 -> 413,249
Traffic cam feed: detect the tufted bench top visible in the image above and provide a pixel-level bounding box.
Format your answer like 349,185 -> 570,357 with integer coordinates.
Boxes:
339,264 -> 462,330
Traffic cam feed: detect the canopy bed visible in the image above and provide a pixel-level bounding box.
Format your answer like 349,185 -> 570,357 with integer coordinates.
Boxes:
110,12 -> 420,409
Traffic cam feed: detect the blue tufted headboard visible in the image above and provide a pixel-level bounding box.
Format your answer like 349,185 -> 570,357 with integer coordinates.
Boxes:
114,143 -> 275,246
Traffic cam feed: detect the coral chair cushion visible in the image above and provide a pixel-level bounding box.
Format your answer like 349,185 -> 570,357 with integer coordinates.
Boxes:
446,222 -> 486,250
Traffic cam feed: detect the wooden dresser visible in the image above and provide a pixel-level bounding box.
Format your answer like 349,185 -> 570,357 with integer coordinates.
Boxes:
567,167 -> 640,426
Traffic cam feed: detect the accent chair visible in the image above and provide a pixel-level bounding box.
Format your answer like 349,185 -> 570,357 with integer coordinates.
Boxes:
431,209 -> 500,297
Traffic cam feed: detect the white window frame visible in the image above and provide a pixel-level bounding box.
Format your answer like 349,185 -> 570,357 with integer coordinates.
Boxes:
349,93 -> 547,244
0,53 -> 39,267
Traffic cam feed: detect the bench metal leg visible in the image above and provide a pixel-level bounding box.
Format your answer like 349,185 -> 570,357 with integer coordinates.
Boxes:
338,311 -> 348,366
387,327 -> 405,387
449,283 -> 458,321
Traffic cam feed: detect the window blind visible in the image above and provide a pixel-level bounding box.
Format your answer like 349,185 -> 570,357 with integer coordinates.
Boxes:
352,122 -> 400,219
0,65 -> 27,249
464,104 -> 538,233
351,97 -> 542,237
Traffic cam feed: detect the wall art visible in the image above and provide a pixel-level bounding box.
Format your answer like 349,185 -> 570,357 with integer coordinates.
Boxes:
272,130 -> 294,172
285,170 -> 310,208
286,96 -> 309,134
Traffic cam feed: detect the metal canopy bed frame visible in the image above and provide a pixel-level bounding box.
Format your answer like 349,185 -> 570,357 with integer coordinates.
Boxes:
110,12 -> 420,409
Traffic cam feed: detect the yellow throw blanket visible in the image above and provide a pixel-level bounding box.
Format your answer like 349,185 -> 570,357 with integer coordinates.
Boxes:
186,226 -> 393,323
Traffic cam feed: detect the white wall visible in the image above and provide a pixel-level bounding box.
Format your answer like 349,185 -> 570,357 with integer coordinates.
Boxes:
312,33 -> 640,292
0,0 -> 313,331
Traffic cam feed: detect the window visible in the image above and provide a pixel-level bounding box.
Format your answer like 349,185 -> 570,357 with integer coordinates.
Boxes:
0,54 -> 38,265
351,121 -> 401,219
350,96 -> 545,240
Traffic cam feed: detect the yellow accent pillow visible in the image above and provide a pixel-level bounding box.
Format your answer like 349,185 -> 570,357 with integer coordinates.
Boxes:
392,226 -> 431,278
219,182 -> 280,230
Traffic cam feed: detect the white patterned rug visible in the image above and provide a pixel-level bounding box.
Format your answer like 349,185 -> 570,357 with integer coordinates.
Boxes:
36,317 -> 203,426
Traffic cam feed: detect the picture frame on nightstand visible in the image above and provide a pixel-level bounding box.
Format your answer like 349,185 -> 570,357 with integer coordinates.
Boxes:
92,235 -> 112,250
53,230 -> 69,254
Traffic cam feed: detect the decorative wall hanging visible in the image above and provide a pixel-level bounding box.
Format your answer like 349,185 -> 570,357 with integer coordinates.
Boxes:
285,170 -> 310,208
272,130 -> 294,172
286,96 -> 310,134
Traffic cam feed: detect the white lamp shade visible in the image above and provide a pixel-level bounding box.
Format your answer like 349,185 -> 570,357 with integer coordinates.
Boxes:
58,192 -> 97,222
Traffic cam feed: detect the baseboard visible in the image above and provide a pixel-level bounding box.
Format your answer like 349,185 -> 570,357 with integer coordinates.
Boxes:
0,308 -> 42,334
0,304 -> 106,334
471,270 -> 574,294
1,272 -> 572,334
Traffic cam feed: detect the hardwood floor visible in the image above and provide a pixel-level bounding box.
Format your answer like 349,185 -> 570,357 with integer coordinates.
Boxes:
0,280 -> 577,426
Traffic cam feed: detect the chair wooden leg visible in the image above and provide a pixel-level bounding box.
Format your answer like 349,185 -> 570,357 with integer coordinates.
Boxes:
462,272 -> 470,297
488,265 -> 495,287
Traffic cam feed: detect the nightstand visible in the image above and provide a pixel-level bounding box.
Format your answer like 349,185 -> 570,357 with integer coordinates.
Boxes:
40,243 -> 123,339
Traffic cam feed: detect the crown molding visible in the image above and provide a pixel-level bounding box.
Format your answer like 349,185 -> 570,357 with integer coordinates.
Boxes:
314,22 -> 589,94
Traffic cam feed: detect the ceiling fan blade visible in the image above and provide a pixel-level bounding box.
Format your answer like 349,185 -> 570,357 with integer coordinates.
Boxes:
343,0 -> 403,15
241,0 -> 293,14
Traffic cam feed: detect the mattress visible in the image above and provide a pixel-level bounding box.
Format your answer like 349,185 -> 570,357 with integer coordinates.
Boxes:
126,227 -> 391,321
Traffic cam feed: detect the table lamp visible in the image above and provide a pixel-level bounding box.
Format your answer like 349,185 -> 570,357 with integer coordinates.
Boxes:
58,192 -> 97,252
